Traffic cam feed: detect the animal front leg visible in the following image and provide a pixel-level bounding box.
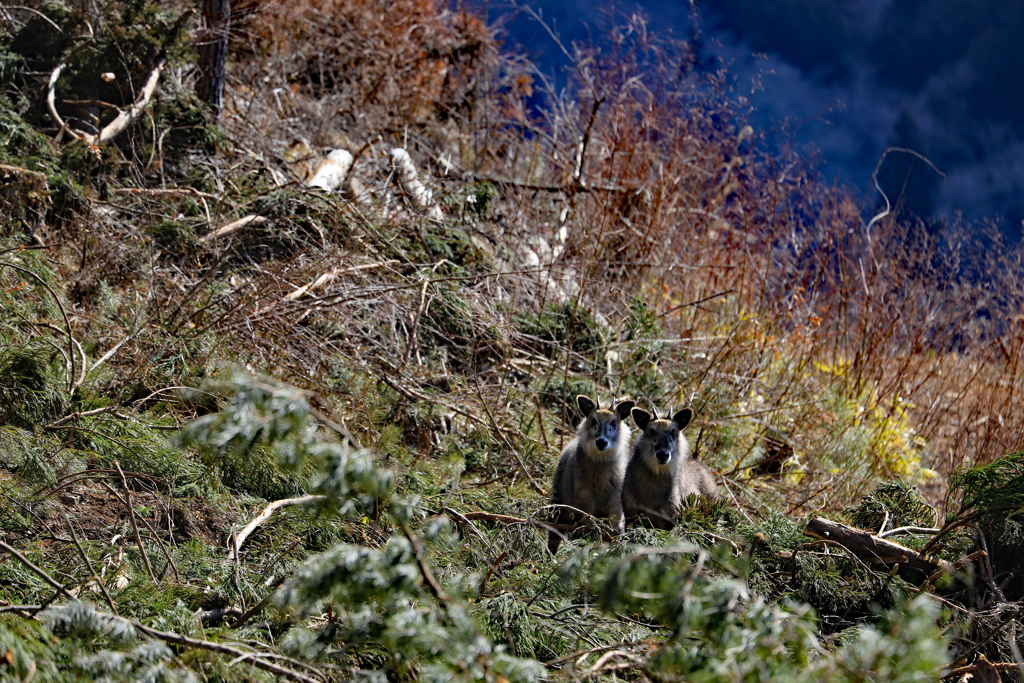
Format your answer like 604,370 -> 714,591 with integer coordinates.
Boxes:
608,495 -> 626,535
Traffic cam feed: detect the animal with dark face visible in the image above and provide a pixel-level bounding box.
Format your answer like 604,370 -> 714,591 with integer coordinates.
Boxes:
548,395 -> 635,553
622,407 -> 718,530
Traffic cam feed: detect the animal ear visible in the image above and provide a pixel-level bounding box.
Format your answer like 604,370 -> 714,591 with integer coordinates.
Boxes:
577,395 -> 597,417
672,408 -> 693,430
631,407 -> 652,431
615,400 -> 635,421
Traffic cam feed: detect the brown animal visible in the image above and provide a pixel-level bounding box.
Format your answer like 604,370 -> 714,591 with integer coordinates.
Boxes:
548,395 -> 635,553
622,406 -> 718,530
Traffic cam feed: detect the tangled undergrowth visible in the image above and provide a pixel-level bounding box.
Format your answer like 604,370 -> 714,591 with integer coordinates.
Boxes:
1,0 -> 1024,680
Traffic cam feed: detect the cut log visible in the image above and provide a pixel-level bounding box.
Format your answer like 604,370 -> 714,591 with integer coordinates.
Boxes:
307,149 -> 354,192
803,516 -> 952,584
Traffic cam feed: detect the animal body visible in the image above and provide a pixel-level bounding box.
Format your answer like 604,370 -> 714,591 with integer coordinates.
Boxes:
622,407 -> 718,530
548,395 -> 635,553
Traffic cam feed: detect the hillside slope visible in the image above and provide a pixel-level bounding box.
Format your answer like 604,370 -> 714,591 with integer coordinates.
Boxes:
0,1 -> 1023,680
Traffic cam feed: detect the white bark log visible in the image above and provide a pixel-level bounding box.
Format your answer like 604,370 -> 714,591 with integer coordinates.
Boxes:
390,148 -> 443,219
306,149 -> 354,191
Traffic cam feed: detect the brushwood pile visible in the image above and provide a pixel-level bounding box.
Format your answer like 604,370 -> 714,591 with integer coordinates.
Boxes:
2,1 -> 1024,681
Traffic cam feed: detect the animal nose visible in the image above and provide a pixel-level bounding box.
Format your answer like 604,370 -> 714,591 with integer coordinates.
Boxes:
595,437 -> 609,451
656,450 -> 671,464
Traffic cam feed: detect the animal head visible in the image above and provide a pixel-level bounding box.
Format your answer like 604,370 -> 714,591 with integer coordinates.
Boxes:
631,407 -> 693,468
577,395 -> 635,459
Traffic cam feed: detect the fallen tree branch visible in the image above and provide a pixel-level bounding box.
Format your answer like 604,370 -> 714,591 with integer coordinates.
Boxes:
472,373 -> 546,496
46,64 -> 77,139
922,549 -> 987,591
784,539 -> 875,576
0,163 -> 48,184
99,481 -> 180,582
306,149 -> 354,191
390,148 -> 443,219
0,538 -> 321,682
200,214 -> 267,243
0,260 -> 78,393
398,519 -> 450,603
61,511 -> 118,615
45,405 -> 126,430
231,495 -> 327,559
90,59 -> 165,144
113,187 -> 217,199
803,516 -> 952,584
231,576 -> 286,629
580,649 -> 645,679
48,59 -> 166,145
134,619 -> 323,682
283,261 -> 398,301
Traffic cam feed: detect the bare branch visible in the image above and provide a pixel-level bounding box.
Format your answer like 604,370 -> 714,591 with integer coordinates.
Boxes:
200,214 -> 267,243
91,59 -> 165,144
231,495 -> 327,559
113,462 -> 157,583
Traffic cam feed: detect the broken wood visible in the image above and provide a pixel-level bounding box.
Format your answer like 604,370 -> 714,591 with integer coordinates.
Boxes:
803,516 -> 953,584
200,214 -> 267,243
48,59 -> 166,145
307,148 -> 353,192
254,260 -> 399,316
390,148 -> 443,219
0,163 -> 47,184
110,461 -> 157,584
231,495 -> 327,559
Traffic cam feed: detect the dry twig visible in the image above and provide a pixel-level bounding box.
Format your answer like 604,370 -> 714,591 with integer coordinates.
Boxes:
112,461 -> 157,583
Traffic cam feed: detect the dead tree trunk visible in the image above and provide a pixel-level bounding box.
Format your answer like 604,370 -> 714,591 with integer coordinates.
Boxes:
196,0 -> 230,119
803,516 -> 950,584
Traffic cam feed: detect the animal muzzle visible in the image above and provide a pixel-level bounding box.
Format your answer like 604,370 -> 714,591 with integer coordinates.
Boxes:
656,450 -> 672,464
595,437 -> 610,451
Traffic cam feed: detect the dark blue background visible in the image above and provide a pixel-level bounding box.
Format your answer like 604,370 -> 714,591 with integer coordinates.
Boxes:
488,0 -> 1024,236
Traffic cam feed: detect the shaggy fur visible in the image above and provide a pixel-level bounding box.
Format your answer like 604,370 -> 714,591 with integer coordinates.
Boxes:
622,407 -> 718,530
548,395 -> 635,553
